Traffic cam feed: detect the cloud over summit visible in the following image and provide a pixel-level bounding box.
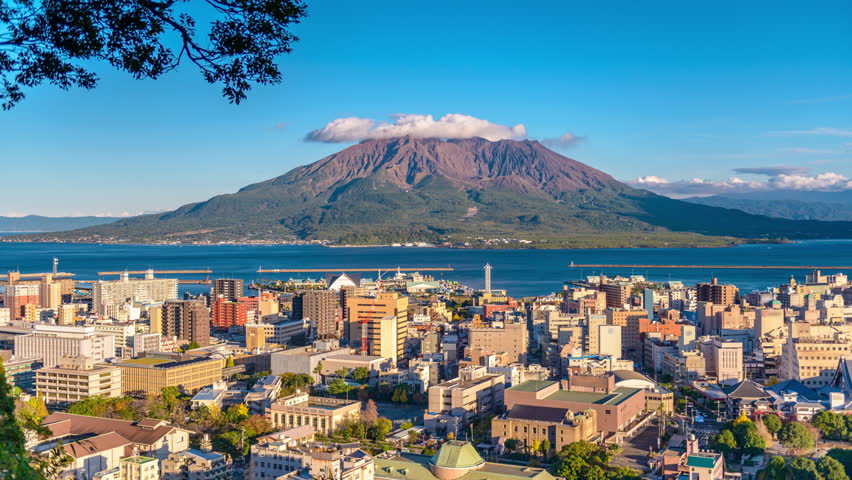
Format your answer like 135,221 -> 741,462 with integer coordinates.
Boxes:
306,114 -> 527,143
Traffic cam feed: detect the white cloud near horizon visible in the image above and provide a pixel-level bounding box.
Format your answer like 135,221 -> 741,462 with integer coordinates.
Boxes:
629,170 -> 852,197
305,114 -> 527,143
768,127 -> 852,137
3,210 -> 160,218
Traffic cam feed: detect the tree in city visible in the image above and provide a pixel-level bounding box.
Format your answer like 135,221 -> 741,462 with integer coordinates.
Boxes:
539,439 -> 551,458
391,384 -> 410,404
531,439 -> 541,457
827,449 -> 852,480
370,417 -> 393,441
0,0 -> 308,109
336,367 -> 349,379
551,441 -> 639,480
327,377 -> 353,396
504,438 -> 518,452
757,456 -> 786,480
778,421 -> 816,451
225,355 -> 235,368
819,456 -> 851,480
812,411 -> 850,441
362,399 -> 379,424
351,367 -> 370,384
788,457 -> 820,480
711,429 -> 737,459
763,414 -> 783,436
407,429 -> 419,445
279,372 -> 313,396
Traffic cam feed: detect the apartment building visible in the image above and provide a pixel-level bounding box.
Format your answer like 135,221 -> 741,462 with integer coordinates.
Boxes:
15,325 -> 115,367
347,292 -> 409,362
93,271 -> 178,316
780,336 -> 852,388
468,320 -> 529,365
292,290 -> 341,339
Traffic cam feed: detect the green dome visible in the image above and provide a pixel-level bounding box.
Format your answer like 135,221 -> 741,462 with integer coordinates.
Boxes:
429,441 -> 485,469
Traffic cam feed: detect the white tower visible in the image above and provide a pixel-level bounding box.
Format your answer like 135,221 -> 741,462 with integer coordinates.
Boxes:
484,263 -> 492,293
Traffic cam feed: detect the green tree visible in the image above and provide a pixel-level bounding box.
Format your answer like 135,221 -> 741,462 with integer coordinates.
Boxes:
422,447 -> 436,456
758,456 -> 786,480
778,422 -> 815,451
540,439 -> 551,456
711,429 -> 738,458
371,417 -> 393,441
531,439 -> 541,456
763,414 -> 783,435
788,457 -> 820,480
225,355 -> 235,368
828,449 -> 852,480
504,438 -> 518,452
0,0 -> 308,109
813,411 -> 849,440
351,367 -> 370,383
819,455 -> 851,480
336,367 -> 349,379
400,421 -> 414,430
327,378 -> 353,396
391,385 -> 410,403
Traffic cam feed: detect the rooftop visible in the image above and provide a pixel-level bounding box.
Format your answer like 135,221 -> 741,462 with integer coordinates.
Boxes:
544,387 -> 643,406
507,380 -> 557,393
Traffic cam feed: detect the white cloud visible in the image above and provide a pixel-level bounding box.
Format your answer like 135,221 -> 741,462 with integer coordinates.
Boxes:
628,171 -> 852,197
542,131 -> 584,149
305,114 -> 527,143
768,127 -> 852,137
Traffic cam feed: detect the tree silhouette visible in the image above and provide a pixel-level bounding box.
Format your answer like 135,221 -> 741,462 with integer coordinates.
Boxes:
0,0 -> 308,109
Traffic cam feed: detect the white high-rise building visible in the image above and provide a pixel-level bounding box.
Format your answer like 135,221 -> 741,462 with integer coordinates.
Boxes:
93,270 -> 178,317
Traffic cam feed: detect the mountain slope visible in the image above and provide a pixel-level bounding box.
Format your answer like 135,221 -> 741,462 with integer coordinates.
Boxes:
0,215 -> 124,233
11,137 -> 852,246
683,191 -> 852,221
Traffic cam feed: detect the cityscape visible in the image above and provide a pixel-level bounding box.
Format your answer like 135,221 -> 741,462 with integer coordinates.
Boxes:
2,262 -> 852,480
2,1 -> 852,480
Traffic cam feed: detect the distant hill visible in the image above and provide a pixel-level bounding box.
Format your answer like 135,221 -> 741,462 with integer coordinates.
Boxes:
683,190 -> 852,221
11,137 -> 852,247
0,215 -> 124,233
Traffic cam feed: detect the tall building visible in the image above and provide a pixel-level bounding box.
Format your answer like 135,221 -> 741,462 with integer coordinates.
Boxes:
5,283 -> 40,319
161,299 -> 210,346
699,339 -> 743,385
598,325 -> 622,358
211,297 -> 253,329
484,263 -> 492,293
598,282 -> 630,309
211,278 -> 244,302
643,288 -> 654,320
697,278 -> 737,305
347,292 -> 408,361
468,321 -> 529,365
93,271 -> 178,316
293,290 -> 341,339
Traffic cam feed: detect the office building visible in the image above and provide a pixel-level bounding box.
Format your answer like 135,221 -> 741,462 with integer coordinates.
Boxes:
267,392 -> 361,434
5,283 -> 39,319
36,355 -> 122,406
598,324 -> 622,359
3,357 -> 43,392
293,290 -> 341,339
468,320 -> 529,365
347,292 -> 408,362
780,336 -> 852,388
162,447 -> 232,480
424,366 -> 505,435
14,325 -> 115,367
211,297 -> 254,328
116,353 -> 223,396
599,283 -> 630,309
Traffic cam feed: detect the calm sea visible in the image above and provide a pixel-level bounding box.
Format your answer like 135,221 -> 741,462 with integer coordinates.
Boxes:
1,240 -> 852,297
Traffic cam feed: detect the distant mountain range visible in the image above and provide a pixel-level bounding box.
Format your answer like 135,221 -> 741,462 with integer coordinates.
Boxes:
0,215 -> 123,233
683,190 -> 852,221
10,137 -> 852,247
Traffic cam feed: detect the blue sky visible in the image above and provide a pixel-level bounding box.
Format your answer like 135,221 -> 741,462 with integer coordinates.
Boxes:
1,0 -> 851,216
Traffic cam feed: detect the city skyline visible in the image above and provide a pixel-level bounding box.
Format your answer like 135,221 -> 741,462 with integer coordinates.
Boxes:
1,1 -> 851,216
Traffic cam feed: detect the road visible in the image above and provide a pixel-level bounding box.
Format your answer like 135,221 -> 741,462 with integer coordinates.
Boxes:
613,424 -> 660,473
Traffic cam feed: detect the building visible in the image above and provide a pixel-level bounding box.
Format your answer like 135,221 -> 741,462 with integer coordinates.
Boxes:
781,336 -> 852,388
212,278 -> 244,302
467,321 -> 529,365
267,392 -> 361,435
93,322 -> 138,357
293,290 -> 341,339
130,332 -> 162,357
598,324 -> 622,359
14,324 -> 115,367
40,412 -> 192,460
36,355 -> 122,406
505,378 -> 646,437
599,283 -> 630,309
5,283 -> 39,319
347,292 -> 409,362
211,297 -> 254,328
120,456 -> 160,480
697,278 -> 737,305
424,366 -> 506,435
162,446 -> 232,480
374,441 -> 555,480
161,299 -> 210,346
117,353 -> 224,396
245,317 -> 308,350
700,339 -> 744,385
251,441 -> 373,480
3,356 -> 42,393
93,271 -> 178,316
491,405 -> 598,453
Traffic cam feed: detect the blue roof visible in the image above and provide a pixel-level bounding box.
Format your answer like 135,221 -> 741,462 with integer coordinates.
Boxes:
767,379 -> 822,401
192,388 -> 224,402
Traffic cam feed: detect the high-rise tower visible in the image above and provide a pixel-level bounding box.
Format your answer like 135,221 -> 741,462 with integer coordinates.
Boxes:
484,263 -> 492,293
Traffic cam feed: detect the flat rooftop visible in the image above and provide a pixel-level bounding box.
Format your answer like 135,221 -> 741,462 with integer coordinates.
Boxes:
121,358 -> 169,366
508,380 -> 557,393
544,387 -> 642,406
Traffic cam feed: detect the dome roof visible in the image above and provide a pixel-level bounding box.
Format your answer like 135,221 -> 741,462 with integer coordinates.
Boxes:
429,441 -> 485,470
